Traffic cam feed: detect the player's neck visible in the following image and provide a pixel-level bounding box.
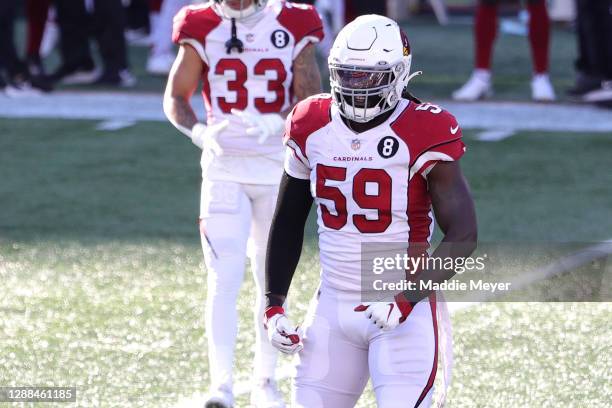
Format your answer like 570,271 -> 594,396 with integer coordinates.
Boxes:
342,109 -> 395,134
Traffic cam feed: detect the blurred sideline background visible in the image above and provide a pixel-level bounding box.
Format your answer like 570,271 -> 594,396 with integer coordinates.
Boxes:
1,1 -> 611,407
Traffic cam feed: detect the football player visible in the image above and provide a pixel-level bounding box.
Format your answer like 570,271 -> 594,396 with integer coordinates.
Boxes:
264,15 -> 477,407
163,1 -> 323,407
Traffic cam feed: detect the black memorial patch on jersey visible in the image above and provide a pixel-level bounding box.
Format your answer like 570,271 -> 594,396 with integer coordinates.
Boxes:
377,136 -> 399,158
271,29 -> 290,48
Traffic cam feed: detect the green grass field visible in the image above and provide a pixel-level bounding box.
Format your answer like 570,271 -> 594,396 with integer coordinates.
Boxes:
1,117 -> 610,407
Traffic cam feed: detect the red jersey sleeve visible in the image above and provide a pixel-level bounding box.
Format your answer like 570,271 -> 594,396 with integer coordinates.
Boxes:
172,5 -> 222,63
277,2 -> 324,59
391,102 -> 466,178
283,94 -> 332,179
283,94 -> 332,163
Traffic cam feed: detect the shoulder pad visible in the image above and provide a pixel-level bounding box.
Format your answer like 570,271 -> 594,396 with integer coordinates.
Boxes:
284,94 -> 332,158
172,4 -> 222,45
277,2 -> 324,44
391,102 -> 464,166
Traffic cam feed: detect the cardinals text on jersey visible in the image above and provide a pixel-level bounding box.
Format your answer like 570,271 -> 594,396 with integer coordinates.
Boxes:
284,94 -> 466,292
172,1 -> 324,156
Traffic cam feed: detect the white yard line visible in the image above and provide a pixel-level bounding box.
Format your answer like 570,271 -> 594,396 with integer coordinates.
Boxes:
475,129 -> 516,142
1,92 -> 612,133
95,119 -> 137,131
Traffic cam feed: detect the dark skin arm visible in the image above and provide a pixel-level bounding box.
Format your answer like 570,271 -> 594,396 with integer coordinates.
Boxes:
403,160 -> 478,303
265,162 -> 477,307
163,44 -> 202,135
265,173 -> 313,307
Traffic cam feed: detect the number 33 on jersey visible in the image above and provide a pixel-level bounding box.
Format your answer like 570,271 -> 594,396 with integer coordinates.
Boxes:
172,1 -> 324,156
284,95 -> 466,291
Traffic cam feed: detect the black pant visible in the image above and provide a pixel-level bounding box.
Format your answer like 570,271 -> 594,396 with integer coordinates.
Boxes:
54,0 -> 93,70
92,0 -> 128,74
54,0 -> 128,75
0,0 -> 24,78
575,0 -> 612,80
126,0 -> 150,31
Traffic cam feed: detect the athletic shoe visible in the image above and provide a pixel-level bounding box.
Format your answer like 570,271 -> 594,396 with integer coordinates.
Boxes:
567,73 -> 601,98
452,69 -> 493,101
582,80 -> 612,103
203,385 -> 234,408
94,69 -> 137,88
4,80 -> 43,97
531,73 -> 556,102
50,60 -> 100,85
250,378 -> 285,408
126,28 -> 151,46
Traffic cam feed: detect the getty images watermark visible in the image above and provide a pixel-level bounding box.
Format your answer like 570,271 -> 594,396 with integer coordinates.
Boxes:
360,242 -> 612,302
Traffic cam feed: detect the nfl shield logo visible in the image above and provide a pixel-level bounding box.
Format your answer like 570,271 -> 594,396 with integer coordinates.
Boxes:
351,139 -> 361,151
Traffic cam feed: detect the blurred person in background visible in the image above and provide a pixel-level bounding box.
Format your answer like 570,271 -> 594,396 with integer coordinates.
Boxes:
146,0 -> 191,75
453,0 -> 556,102
125,0 -> 153,44
0,0 -> 52,96
50,0 -> 98,84
316,0 -> 386,56
163,0 -> 323,406
51,0 -> 135,87
568,0 -> 612,107
24,0 -> 52,78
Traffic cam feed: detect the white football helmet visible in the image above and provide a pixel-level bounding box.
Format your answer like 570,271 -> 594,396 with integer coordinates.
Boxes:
328,15 -> 416,123
212,0 -> 268,19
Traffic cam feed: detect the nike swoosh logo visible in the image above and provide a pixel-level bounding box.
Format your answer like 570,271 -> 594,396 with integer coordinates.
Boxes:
450,125 -> 460,135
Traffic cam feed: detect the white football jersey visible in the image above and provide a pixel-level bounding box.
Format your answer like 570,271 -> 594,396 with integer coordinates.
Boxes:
284,95 -> 466,292
173,1 -> 324,157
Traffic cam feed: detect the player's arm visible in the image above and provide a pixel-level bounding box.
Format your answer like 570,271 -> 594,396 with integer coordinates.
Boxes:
286,43 -> 322,115
356,161 -> 477,330
407,161 -> 478,301
163,45 -> 200,135
265,172 -> 313,306
263,171 -> 313,354
163,45 -> 228,153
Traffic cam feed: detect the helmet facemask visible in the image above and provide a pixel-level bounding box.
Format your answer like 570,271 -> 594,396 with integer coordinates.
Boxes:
328,16 -> 416,123
330,61 -> 408,123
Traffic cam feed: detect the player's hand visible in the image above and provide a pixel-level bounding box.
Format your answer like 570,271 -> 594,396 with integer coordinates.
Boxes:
354,293 -> 415,331
264,306 -> 303,355
191,120 -> 229,155
231,109 -> 284,144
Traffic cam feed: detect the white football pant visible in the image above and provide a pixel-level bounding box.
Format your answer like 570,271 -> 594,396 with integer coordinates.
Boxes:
293,284 -> 438,408
199,180 -> 280,391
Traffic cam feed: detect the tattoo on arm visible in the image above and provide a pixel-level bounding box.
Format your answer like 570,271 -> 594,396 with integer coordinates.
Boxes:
165,95 -> 199,135
163,44 -> 203,135
285,44 -> 322,116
